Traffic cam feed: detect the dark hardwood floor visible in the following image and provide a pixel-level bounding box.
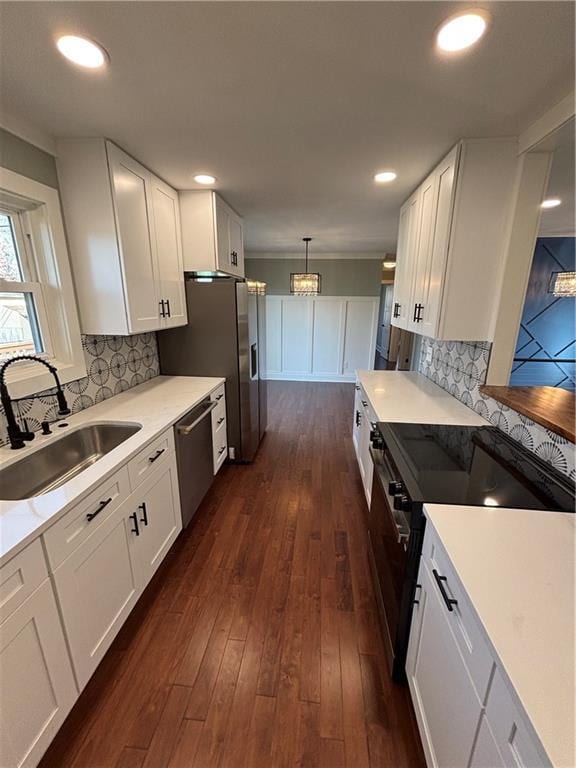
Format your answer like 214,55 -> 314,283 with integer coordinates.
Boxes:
40,381 -> 425,768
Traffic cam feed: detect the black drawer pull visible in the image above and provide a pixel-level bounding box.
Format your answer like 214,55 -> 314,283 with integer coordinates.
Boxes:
129,512 -> 140,536
165,299 -> 171,318
139,502 -> 148,526
432,569 -> 458,612
86,497 -> 113,522
148,448 -> 165,464
218,446 -> 226,455
217,416 -> 225,425
215,394 -> 224,401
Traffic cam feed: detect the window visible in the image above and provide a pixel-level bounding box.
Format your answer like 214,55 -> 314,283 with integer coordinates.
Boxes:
0,167 -> 85,397
0,209 -> 51,360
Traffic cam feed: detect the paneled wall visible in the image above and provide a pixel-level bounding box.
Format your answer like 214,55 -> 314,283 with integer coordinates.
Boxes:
264,296 -> 379,382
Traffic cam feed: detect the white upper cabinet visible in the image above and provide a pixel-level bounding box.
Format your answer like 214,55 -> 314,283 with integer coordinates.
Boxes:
179,190 -> 245,277
391,139 -> 518,341
57,139 -> 187,335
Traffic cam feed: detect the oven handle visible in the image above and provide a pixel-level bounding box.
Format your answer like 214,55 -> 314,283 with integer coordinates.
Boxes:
370,447 -> 411,545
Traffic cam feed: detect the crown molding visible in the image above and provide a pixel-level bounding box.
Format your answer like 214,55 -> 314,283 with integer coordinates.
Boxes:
245,252 -> 392,261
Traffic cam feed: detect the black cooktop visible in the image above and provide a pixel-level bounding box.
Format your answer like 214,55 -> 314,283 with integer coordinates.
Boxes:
378,422 -> 575,513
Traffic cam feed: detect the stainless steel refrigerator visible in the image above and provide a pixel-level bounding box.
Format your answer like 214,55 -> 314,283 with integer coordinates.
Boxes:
158,276 -> 267,462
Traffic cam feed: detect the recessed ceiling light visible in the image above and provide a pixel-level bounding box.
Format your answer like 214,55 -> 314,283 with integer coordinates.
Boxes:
56,35 -> 107,69
383,260 -> 396,269
541,198 -> 562,209
374,171 -> 397,184
436,11 -> 489,53
194,174 -> 217,185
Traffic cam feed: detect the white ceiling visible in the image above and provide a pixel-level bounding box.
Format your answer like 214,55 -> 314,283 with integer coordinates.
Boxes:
537,118 -> 575,237
0,1 -> 574,253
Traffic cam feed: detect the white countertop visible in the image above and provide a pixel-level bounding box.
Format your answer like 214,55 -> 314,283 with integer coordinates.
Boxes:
357,370 -> 487,426
0,375 -> 224,567
425,503 -> 575,768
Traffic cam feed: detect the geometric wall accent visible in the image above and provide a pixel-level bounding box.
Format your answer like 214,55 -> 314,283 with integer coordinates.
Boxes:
0,332 -> 159,445
419,336 -> 575,480
510,237 -> 575,390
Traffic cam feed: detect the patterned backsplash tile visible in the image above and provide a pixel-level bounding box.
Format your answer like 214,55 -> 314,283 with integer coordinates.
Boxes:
0,333 -> 159,445
419,336 -> 575,480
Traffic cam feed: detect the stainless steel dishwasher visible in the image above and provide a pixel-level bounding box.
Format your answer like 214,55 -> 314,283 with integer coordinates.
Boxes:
175,397 -> 217,527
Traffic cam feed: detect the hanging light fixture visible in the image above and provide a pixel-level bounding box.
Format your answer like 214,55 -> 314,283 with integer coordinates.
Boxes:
290,237 -> 321,295
549,271 -> 576,297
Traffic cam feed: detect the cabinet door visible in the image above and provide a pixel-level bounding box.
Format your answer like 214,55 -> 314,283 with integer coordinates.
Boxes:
392,192 -> 421,330
359,396 -> 374,504
228,213 -> 245,277
151,176 -> 187,328
352,383 -> 362,456
469,718 -> 506,768
407,563 -> 483,768
419,146 -> 458,338
130,458 -> 182,588
215,198 -> 231,273
107,142 -> 161,333
409,173 -> 438,333
0,580 -> 77,768
53,508 -> 141,688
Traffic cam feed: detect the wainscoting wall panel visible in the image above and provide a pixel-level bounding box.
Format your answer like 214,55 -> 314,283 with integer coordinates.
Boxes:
264,296 -> 378,382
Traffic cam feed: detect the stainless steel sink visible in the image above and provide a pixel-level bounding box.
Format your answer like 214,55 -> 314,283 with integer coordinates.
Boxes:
0,422 -> 141,500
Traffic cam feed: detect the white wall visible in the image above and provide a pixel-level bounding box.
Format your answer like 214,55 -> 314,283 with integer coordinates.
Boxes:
263,295 -> 379,382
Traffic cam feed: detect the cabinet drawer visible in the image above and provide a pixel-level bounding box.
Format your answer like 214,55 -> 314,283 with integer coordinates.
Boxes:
43,467 -> 131,570
423,524 -> 494,702
213,432 -> 228,474
485,667 -> 550,767
0,539 -> 48,625
127,428 -> 175,489
210,384 -> 226,406
211,398 -> 226,430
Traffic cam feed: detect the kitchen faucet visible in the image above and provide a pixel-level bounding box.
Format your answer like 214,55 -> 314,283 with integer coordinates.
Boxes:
0,355 -> 71,450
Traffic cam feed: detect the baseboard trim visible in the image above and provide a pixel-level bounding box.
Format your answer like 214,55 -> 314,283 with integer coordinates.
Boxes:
263,372 -> 356,383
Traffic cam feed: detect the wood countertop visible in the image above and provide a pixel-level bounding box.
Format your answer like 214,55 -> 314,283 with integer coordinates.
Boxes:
480,385 -> 575,443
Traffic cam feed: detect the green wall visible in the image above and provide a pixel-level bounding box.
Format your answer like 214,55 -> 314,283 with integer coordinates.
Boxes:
245,257 -> 382,296
0,128 -> 59,188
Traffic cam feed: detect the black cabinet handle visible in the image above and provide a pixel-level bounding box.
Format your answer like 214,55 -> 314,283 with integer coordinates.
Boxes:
216,394 -> 224,401
139,502 -> 148,526
393,302 -> 400,318
218,446 -> 226,455
217,416 -> 225,425
129,512 -> 140,536
355,410 -> 361,427
354,385 -> 360,391
361,400 -> 368,408
159,299 -> 166,318
165,299 -> 171,318
432,569 -> 458,612
86,497 -> 113,522
416,304 -> 424,323
413,303 -> 419,321
148,448 -> 165,464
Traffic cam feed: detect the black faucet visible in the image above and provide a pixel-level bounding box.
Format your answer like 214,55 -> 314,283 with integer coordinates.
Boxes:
0,355 -> 71,450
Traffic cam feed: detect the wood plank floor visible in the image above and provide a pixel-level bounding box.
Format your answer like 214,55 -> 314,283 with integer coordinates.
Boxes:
40,381 -> 425,768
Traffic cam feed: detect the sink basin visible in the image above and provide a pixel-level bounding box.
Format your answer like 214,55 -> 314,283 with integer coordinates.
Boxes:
0,422 -> 141,500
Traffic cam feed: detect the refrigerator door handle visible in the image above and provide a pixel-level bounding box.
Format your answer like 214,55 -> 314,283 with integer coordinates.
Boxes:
250,343 -> 258,380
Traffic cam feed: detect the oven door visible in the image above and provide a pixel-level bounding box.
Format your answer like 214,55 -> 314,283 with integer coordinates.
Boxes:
367,447 -> 419,681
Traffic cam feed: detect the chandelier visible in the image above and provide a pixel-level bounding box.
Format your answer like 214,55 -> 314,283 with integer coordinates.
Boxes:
549,271 -> 576,297
290,237 -> 321,295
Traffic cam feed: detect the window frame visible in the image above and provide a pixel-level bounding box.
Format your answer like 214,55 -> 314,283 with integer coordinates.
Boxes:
0,167 -> 86,397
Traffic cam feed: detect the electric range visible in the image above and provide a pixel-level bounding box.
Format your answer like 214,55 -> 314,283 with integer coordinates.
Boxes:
367,422 -> 574,682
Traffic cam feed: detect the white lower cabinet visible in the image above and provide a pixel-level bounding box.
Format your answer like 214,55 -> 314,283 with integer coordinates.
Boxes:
352,381 -> 376,506
407,563 -> 483,768
210,384 -> 228,473
0,579 -> 77,768
408,521 -> 551,768
54,451 -> 181,689
128,459 -> 181,585
52,507 -> 141,689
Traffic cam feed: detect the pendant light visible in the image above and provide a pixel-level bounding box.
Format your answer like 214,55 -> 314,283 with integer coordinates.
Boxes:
290,237 -> 321,295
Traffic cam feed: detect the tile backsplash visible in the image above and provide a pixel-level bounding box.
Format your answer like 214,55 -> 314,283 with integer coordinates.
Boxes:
0,333 -> 159,445
419,336 -> 575,480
